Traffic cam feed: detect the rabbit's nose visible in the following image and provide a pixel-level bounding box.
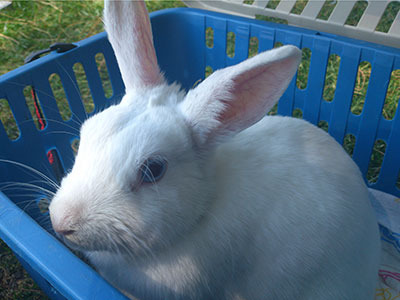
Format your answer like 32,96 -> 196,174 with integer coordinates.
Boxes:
49,203 -> 80,237
50,213 -> 76,236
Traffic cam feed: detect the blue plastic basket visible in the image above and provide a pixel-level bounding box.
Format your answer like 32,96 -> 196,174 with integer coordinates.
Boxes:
0,7 -> 399,299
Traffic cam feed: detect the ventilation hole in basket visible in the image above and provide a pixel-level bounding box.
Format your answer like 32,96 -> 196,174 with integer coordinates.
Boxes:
205,66 -> 213,78
345,0 -> 368,26
317,0 -> 338,20
73,63 -> 95,114
274,41 -> 284,48
382,69 -> 400,120
343,133 -> 356,157
267,103 -> 278,116
292,108 -> 303,119
244,0 -> 255,4
248,37 -> 259,58
71,138 -> 80,156
291,0 -> 308,15
47,148 -> 64,183
323,54 -> 341,102
49,73 -> 72,121
95,53 -> 113,99
375,1 -> 400,33
23,85 -> 46,130
266,0 -> 281,9
351,61 -> 371,115
296,48 -> 311,90
0,98 -> 20,140
255,15 -> 288,25
367,139 -> 387,184
205,27 -> 214,48
37,197 -> 50,214
226,32 -> 236,58
318,120 -> 329,132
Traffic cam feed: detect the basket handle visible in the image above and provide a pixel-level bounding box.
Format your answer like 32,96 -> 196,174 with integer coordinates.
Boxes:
24,42 -> 77,64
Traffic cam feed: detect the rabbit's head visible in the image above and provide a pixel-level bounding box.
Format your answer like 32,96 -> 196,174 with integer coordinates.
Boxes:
49,0 -> 301,257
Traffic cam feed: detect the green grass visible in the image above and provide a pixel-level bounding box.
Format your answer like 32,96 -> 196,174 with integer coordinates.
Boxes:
0,0 -> 399,298
0,240 -> 46,300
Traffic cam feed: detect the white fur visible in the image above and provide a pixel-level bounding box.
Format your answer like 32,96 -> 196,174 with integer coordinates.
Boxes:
103,0 -> 164,91
49,1 -> 381,299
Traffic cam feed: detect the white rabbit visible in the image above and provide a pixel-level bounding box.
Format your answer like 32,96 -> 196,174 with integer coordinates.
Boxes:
49,0 -> 381,299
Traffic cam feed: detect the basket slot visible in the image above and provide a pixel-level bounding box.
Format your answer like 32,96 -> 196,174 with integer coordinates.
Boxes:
328,1 -> 357,25
0,97 -> 20,141
367,139 -> 387,184
73,63 -> 95,114
206,27 -> 214,48
296,47 -> 311,90
23,86 -> 46,131
0,116 -> 12,145
49,144 -> 73,179
3,85 -> 39,139
32,77 -> 66,127
248,36 -> 259,57
350,61 -> 371,116
251,26 -> 275,52
322,53 -> 341,102
382,69 -> 400,120
80,55 -> 110,109
352,52 -> 394,176
71,137 -> 80,156
48,73 -> 72,122
95,53 -> 113,99
358,1 -> 388,32
343,133 -> 357,156
377,1 -> 400,33
318,119 -> 329,131
56,66 -> 88,123
205,18 -> 229,71
301,1 -> 326,20
226,22 -> 251,65
329,46 -> 361,144
292,107 -> 303,118
345,1 -> 368,27
226,31 -> 236,58
317,1 -> 337,21
45,148 -> 64,184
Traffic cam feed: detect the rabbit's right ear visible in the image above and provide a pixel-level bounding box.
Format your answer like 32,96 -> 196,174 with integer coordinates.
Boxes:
180,45 -> 301,147
104,0 -> 164,92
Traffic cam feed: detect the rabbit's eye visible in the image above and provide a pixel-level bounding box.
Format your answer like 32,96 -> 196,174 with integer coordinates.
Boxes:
140,158 -> 167,183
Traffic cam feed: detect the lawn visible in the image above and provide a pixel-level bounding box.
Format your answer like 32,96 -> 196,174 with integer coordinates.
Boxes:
0,0 -> 399,299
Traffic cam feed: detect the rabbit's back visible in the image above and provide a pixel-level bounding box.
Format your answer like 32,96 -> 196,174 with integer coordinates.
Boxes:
212,115 -> 380,299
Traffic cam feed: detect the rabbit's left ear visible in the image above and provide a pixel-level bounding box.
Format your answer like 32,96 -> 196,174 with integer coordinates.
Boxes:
180,45 -> 301,146
104,0 -> 164,92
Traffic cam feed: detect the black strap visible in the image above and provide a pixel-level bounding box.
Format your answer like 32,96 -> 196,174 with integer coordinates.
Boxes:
24,42 -> 77,64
